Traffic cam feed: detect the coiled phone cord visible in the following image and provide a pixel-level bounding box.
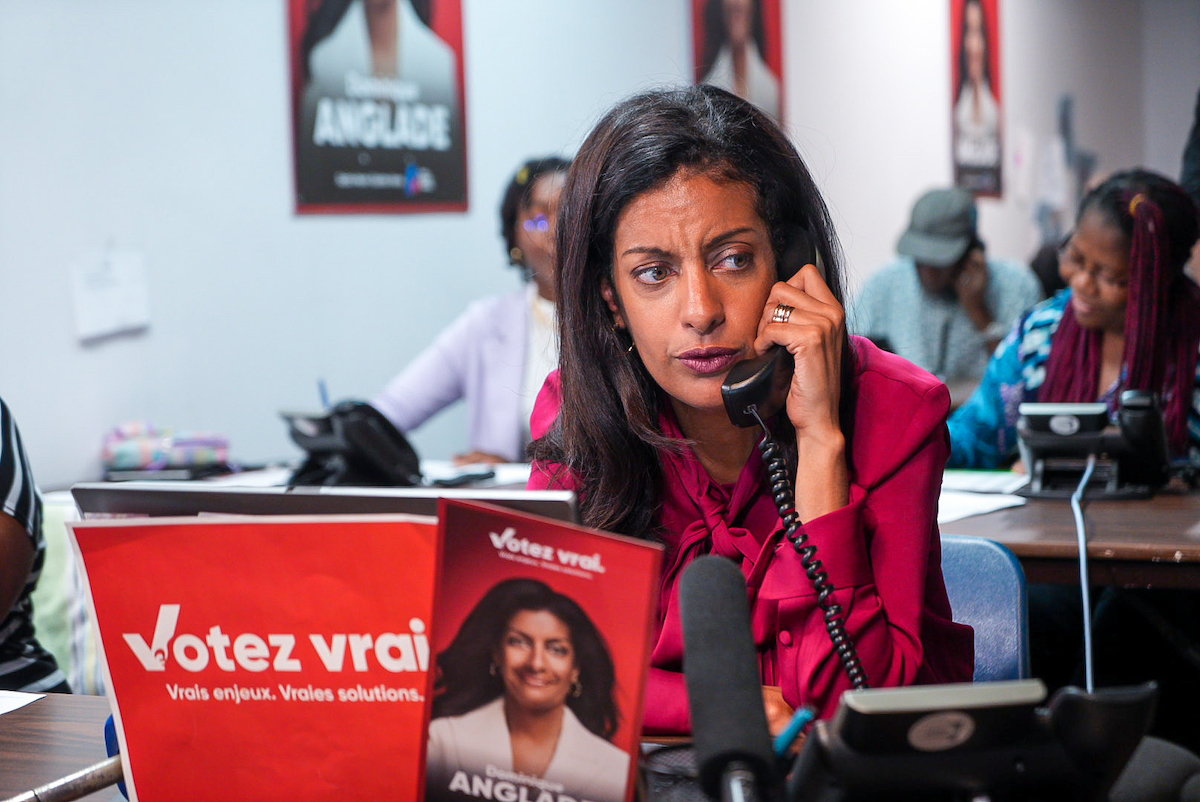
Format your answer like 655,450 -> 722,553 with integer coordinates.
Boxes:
751,407 -> 869,690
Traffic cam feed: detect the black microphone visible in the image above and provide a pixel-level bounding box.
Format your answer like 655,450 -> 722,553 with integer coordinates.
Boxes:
681,554 -> 775,801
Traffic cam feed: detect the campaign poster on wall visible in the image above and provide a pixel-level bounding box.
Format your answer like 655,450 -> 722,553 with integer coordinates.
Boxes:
951,0 -> 1003,196
288,0 -> 467,213
70,515 -> 439,801
424,499 -> 663,802
692,0 -> 784,123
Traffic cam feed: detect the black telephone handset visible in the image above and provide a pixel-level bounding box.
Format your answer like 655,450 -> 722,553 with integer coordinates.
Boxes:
720,228 -> 811,426
285,401 -> 423,488
719,227 -> 869,690
1115,389 -> 1171,488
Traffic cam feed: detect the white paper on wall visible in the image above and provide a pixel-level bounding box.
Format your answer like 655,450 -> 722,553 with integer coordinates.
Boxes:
69,247 -> 151,343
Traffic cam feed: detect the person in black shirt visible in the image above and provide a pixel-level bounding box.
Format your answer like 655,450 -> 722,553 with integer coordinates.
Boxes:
0,398 -> 68,692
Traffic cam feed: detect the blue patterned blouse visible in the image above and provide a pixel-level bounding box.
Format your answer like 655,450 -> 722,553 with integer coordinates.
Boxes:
947,289 -> 1200,469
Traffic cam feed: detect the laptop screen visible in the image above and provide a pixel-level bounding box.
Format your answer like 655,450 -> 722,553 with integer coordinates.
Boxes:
71,481 -> 578,523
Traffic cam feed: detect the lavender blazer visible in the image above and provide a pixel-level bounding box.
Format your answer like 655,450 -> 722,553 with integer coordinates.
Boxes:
372,288 -> 531,462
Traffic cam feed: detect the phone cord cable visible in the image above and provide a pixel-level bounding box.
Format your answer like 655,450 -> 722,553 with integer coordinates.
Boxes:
1071,452 -> 1098,693
750,406 -> 868,690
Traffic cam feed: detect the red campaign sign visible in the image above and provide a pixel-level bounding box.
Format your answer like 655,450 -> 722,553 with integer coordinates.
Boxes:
71,515 -> 438,801
424,499 -> 663,802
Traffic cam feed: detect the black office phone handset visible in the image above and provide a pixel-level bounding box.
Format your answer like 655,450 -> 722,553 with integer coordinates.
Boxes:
720,227 -> 868,691
285,401 -> 424,488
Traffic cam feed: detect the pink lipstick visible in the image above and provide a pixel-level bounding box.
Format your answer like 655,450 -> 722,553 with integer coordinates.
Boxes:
677,347 -> 742,375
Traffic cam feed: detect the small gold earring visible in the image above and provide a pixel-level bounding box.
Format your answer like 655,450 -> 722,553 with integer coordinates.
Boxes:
614,322 -> 634,354
571,679 -> 582,697
509,246 -> 524,264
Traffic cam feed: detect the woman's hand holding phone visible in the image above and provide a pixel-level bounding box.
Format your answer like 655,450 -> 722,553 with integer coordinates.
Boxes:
757,264 -> 843,440
755,263 -> 850,520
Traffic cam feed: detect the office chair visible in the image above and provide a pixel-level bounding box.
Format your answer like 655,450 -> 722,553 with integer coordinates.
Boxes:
940,533 -> 1031,681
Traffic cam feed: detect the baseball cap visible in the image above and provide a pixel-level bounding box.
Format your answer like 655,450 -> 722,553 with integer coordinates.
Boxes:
895,187 -> 978,268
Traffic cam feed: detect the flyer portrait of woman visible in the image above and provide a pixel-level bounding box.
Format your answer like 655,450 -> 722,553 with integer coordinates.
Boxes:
425,578 -> 629,802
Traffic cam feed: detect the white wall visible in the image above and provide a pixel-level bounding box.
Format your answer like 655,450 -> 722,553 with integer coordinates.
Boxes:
1141,0 -> 1200,177
2,0 -> 1195,488
789,0 -> 1154,292
0,0 -> 691,487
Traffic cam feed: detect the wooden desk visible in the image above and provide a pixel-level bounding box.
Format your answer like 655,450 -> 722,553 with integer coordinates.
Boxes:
945,490 -> 1200,588
0,693 -> 120,800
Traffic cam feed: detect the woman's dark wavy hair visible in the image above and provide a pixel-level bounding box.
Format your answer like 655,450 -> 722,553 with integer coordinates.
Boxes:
529,84 -> 856,540
430,578 -> 619,741
1042,169 -> 1200,454
500,156 -> 572,271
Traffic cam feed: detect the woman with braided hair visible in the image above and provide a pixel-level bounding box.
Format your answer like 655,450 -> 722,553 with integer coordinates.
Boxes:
948,169 -> 1200,469
950,169 -> 1200,751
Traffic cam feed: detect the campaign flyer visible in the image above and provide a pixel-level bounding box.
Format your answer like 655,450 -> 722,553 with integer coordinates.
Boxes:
70,514 -> 438,802
424,499 -> 663,802
288,0 -> 468,213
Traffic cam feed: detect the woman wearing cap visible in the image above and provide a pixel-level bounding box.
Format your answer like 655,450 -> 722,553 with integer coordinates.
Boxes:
850,187 -> 1041,398
372,156 -> 569,464
947,169 -> 1200,469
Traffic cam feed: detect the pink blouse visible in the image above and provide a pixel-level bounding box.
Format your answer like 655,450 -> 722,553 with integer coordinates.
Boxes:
528,337 -> 974,734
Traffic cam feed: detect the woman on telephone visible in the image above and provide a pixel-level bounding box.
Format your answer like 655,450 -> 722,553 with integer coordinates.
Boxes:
527,86 -> 973,736
947,170 -> 1200,469
947,170 -> 1200,752
372,156 -> 570,465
